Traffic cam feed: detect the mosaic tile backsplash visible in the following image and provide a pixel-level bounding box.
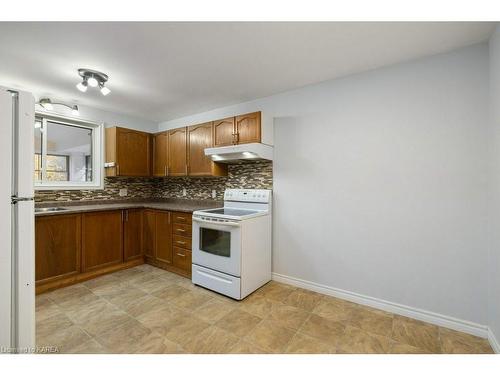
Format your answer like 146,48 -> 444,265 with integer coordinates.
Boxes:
35,160 -> 273,202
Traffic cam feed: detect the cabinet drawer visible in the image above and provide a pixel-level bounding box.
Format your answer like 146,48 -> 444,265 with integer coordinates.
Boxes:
173,223 -> 192,237
173,212 -> 192,224
173,235 -> 192,250
173,247 -> 192,271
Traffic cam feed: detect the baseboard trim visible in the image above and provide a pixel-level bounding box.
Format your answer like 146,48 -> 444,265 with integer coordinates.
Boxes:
488,328 -> 500,353
272,272 -> 489,339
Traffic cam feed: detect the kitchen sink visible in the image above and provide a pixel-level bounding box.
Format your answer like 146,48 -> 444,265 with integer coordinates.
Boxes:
35,207 -> 69,213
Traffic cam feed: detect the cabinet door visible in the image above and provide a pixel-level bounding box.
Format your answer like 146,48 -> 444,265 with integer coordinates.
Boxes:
188,122 -> 214,176
82,211 -> 123,272
155,211 -> 172,265
124,209 -> 143,261
235,112 -> 261,144
168,127 -> 187,176
35,214 -> 81,284
213,117 -> 235,146
116,128 -> 151,176
153,131 -> 169,177
173,247 -> 192,273
143,209 -> 156,260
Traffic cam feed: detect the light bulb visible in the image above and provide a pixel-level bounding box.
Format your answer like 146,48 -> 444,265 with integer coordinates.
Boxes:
87,76 -> 98,87
72,105 -> 79,116
100,85 -> 111,96
76,81 -> 88,92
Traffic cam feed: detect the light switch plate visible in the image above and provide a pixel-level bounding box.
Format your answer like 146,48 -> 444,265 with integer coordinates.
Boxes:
212,190 -> 216,199
182,188 -> 187,197
119,188 -> 128,197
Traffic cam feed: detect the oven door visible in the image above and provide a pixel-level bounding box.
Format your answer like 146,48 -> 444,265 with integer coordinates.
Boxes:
192,217 -> 241,277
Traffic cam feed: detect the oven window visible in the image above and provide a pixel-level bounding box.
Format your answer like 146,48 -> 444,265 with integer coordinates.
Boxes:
199,228 -> 231,257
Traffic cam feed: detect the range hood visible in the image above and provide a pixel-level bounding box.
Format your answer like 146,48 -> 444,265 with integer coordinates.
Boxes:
204,142 -> 273,163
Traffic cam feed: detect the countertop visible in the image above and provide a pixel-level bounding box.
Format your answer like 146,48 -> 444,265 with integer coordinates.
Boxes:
35,198 -> 223,217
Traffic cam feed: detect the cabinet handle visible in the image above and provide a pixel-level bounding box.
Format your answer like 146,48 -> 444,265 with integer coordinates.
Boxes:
176,228 -> 186,233
166,166 -> 169,176
168,212 -> 171,224
185,165 -> 188,175
121,211 -> 124,222
116,164 -> 120,176
164,165 -> 167,176
176,241 -> 186,245
176,253 -> 186,257
176,216 -> 186,221
126,210 -> 129,222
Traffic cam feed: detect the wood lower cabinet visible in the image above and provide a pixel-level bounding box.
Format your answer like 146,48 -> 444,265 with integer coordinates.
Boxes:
188,122 -> 227,177
82,210 -> 123,272
173,223 -> 192,237
168,127 -> 188,176
35,208 -> 194,294
153,131 -> 169,177
173,247 -> 192,272
143,210 -> 192,277
105,127 -> 151,177
171,212 -> 192,275
35,214 -> 81,284
172,211 -> 191,224
124,209 -> 143,261
155,211 -> 173,265
143,209 -> 156,260
213,117 -> 236,147
173,235 -> 191,249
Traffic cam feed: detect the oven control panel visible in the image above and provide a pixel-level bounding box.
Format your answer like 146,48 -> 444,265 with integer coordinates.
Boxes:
224,189 -> 271,203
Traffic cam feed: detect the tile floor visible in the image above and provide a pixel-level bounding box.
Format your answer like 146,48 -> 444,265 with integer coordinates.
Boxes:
35,264 -> 494,354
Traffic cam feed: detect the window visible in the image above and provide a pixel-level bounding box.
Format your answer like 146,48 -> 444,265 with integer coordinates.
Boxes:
35,154 -> 69,181
34,113 -> 103,190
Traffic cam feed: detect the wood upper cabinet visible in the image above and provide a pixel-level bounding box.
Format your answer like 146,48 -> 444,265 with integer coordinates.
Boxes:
188,122 -> 227,177
213,117 -> 236,147
168,127 -> 188,176
155,211 -> 172,265
143,209 -> 156,260
153,131 -> 169,177
35,214 -> 81,284
213,112 -> 261,146
123,209 -> 143,261
106,127 -> 151,177
235,111 -> 261,144
82,210 -> 123,272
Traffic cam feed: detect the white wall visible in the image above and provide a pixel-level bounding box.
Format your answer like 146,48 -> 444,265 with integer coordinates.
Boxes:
488,26 -> 500,348
158,43 -> 490,327
37,103 -> 157,133
273,44 -> 489,326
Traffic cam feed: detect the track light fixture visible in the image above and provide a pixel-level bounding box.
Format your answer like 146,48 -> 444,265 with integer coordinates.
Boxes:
76,68 -> 111,96
37,98 -> 79,116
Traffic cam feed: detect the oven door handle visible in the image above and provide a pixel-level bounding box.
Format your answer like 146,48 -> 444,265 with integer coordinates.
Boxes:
192,217 -> 240,227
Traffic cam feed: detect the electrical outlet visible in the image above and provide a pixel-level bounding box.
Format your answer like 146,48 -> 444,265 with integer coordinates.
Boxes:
212,190 -> 217,199
182,188 -> 187,197
119,188 -> 128,197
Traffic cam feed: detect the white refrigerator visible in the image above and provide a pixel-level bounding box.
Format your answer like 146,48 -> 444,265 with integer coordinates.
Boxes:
0,87 -> 35,352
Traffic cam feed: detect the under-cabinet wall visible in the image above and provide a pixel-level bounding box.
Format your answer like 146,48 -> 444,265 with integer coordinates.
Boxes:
153,160 -> 272,200
35,160 -> 273,202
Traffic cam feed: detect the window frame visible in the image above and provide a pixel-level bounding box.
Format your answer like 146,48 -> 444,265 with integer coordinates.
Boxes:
34,111 -> 104,190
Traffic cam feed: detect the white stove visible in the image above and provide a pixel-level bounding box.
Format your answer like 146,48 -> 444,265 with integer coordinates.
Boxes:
191,189 -> 272,300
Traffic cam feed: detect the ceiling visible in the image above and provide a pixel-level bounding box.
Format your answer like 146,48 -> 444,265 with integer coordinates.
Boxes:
0,22 -> 495,122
